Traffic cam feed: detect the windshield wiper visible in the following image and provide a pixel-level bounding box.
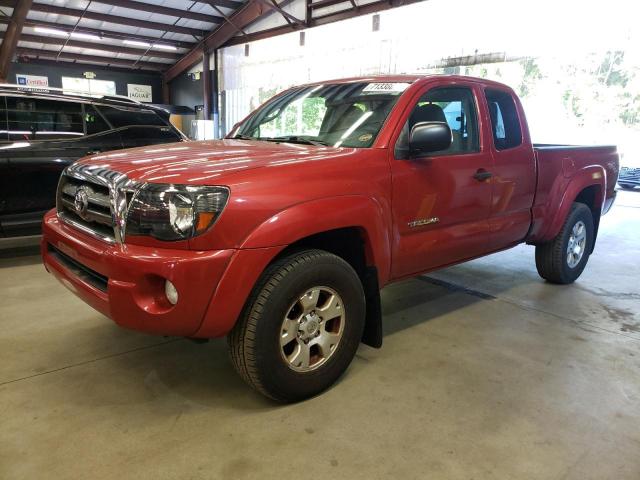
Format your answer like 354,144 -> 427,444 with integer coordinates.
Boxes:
263,136 -> 329,146
232,134 -> 257,140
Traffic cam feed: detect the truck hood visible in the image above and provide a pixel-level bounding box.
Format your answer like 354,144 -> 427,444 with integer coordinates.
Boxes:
80,139 -> 355,184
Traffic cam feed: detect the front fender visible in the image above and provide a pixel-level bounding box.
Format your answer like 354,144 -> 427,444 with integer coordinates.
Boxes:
194,195 -> 392,338
537,166 -> 605,242
241,195 -> 392,284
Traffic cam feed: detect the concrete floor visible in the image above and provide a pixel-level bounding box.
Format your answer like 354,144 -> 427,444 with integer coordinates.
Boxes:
1,191 -> 639,480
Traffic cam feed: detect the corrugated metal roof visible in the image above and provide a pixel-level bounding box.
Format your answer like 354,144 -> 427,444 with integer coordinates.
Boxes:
0,0 -> 246,71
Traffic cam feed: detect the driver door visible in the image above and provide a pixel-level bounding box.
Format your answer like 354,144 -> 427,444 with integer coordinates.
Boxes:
390,84 -> 494,278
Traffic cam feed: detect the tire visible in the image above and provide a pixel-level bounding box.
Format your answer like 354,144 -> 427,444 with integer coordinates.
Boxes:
535,202 -> 594,284
228,249 -> 366,402
619,183 -> 635,190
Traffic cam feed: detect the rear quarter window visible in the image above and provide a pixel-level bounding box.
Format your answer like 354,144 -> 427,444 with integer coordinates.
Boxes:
5,96 -> 84,140
485,88 -> 522,150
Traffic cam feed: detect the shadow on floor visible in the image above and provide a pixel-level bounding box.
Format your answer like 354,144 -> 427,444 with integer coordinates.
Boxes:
0,247 -> 42,267
380,275 -> 501,337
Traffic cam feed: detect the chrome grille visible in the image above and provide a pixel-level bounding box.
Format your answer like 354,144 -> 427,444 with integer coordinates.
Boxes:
56,164 -> 138,244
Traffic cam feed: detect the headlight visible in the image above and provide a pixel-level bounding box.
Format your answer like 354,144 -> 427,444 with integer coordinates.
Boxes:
125,184 -> 229,241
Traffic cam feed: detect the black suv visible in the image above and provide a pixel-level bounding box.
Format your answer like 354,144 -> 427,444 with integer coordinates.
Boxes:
0,86 -> 185,238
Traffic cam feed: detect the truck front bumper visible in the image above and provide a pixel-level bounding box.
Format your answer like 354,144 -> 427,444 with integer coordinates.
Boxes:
41,210 -> 280,338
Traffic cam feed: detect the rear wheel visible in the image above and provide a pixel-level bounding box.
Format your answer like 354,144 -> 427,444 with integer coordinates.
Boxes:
228,249 -> 365,402
535,202 -> 594,284
619,183 -> 636,190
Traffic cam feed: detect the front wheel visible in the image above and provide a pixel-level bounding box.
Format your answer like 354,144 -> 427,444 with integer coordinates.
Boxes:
535,202 -> 594,284
228,249 -> 365,402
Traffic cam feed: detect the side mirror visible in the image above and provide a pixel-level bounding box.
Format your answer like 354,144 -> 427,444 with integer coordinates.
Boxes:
409,121 -> 452,156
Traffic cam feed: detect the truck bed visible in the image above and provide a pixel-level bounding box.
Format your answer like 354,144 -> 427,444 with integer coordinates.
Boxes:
527,143 -> 619,242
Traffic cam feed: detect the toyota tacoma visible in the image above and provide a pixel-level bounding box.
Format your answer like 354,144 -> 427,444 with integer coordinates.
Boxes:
41,75 -> 619,402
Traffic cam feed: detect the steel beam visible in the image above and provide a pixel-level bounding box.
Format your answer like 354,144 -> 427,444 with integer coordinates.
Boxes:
0,17 -> 195,49
193,0 -> 244,10
89,0 -> 224,24
28,3 -> 209,36
15,47 -> 168,71
225,0 -> 422,46
12,33 -> 181,60
255,0 -> 304,26
308,0 -> 348,10
10,57 -> 165,75
164,0 -> 282,82
0,0 -> 33,81
201,0 -> 248,35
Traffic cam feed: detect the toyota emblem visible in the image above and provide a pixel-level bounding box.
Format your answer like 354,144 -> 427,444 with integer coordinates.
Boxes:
74,187 -> 90,220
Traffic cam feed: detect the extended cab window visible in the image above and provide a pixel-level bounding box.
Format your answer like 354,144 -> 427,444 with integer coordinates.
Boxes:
97,105 -> 166,128
485,88 -> 522,150
5,97 -> 84,140
395,87 -> 479,158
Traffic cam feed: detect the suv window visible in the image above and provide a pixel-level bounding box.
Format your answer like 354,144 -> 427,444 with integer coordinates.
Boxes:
0,96 -> 8,140
396,87 -> 479,158
97,105 -> 166,128
84,105 -> 110,135
485,88 -> 522,150
6,97 -> 84,140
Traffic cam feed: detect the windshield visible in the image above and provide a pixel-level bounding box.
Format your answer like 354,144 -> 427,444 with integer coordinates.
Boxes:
235,82 -> 411,148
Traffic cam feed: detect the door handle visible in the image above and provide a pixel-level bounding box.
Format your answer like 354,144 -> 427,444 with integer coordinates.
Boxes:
473,169 -> 493,182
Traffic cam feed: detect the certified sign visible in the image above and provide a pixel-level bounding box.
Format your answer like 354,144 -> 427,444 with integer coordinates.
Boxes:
16,74 -> 49,90
127,84 -> 153,102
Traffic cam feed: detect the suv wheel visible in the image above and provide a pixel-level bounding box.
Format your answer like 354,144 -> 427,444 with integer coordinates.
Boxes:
228,249 -> 365,402
535,202 -> 594,284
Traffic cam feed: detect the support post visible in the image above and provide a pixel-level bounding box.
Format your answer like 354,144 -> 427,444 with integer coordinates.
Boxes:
162,80 -> 171,104
202,49 -> 211,121
212,49 -> 221,139
305,0 -> 312,26
0,0 -> 33,82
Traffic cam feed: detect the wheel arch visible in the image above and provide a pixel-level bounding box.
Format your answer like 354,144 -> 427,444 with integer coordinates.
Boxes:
240,195 -> 392,284
574,184 -> 602,253
272,227 -> 383,348
538,167 -> 605,249
197,196 -> 389,346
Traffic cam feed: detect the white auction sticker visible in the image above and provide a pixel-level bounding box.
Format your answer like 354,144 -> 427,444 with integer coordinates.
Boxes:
362,82 -> 411,94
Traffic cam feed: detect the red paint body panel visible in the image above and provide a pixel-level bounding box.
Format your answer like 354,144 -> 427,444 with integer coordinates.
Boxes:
41,75 -> 619,339
42,211 -> 234,336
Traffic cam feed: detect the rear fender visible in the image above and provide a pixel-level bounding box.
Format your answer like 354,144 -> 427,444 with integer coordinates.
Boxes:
539,166 -> 605,242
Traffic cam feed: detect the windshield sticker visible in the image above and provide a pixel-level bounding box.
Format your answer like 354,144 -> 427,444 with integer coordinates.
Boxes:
358,133 -> 373,142
362,82 -> 411,94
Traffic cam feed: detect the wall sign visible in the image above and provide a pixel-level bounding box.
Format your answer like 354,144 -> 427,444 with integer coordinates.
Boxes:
127,84 -> 153,102
16,74 -> 49,89
62,77 -> 116,96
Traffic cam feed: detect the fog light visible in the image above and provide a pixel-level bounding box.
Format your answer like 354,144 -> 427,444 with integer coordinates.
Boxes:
165,280 -> 178,305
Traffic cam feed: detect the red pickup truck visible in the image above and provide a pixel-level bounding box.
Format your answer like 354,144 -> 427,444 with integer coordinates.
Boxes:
42,75 -> 619,402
